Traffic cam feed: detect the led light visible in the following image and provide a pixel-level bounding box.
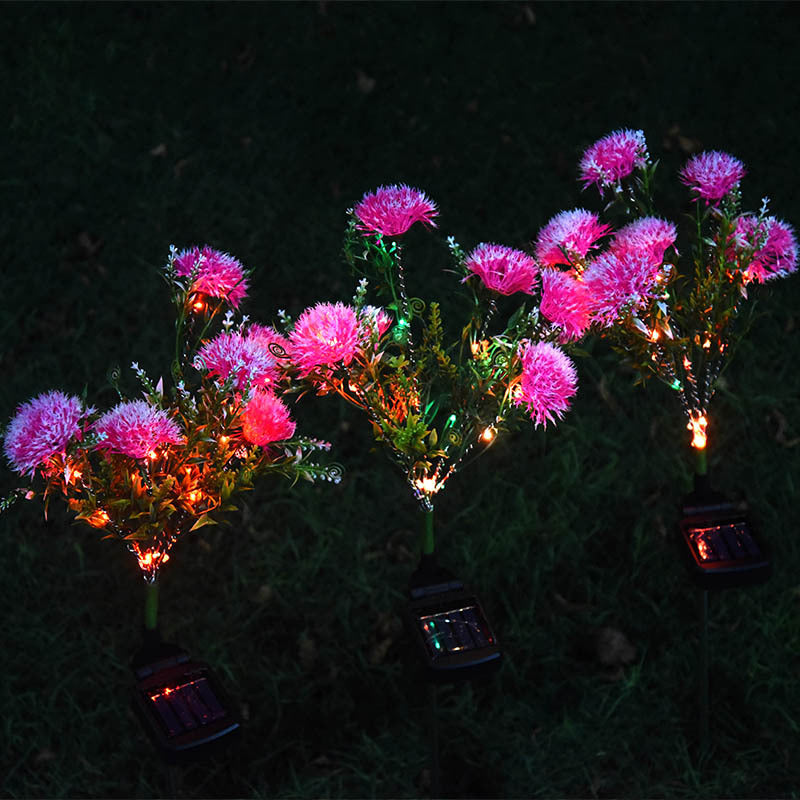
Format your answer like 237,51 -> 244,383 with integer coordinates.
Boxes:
415,477 -> 439,495
687,412 -> 707,450
480,426 -> 496,443
218,435 -> 229,446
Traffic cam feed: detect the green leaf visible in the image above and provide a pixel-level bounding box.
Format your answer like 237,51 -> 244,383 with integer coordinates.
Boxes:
189,514 -> 218,532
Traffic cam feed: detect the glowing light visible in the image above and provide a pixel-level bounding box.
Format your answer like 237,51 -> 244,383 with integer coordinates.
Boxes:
649,328 -> 660,342
480,426 -> 496,443
687,412 -> 708,450
147,450 -> 158,460
683,356 -> 692,370
702,338 -> 711,350
218,435 -> 229,446
87,509 -> 110,528
187,490 -> 203,503
696,537 -> 712,561
193,300 -> 205,311
348,381 -> 359,392
415,476 -> 440,495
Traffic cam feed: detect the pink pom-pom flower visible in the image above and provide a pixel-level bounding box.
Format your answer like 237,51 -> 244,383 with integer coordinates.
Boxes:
3,390 -> 88,476
174,246 -> 249,308
195,331 -> 281,391
579,129 -> 648,191
354,184 -> 438,237
734,215 -> 798,282
94,400 -> 182,460
289,302 -> 361,375
241,390 -> 296,446
583,249 -> 666,327
513,341 -> 578,428
679,151 -> 746,203
534,209 -> 610,268
464,243 -> 539,295
610,217 -> 677,267
539,269 -> 592,341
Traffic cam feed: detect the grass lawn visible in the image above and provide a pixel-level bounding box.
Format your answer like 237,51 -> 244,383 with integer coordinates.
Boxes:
1,3 -> 799,797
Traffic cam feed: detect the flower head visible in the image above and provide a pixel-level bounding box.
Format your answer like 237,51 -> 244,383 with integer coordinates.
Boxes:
195,331 -> 281,390
579,129 -> 648,191
246,324 -> 292,379
539,269 -> 592,341
94,400 -> 182,460
3,391 -> 88,476
354,184 -> 438,237
534,209 -> 610,267
679,151 -> 746,203
734,215 -> 798,282
610,217 -> 677,267
513,341 -> 578,427
464,243 -> 539,295
174,246 -> 249,307
289,302 -> 361,375
359,305 -> 393,339
583,249 -> 666,327
241,390 -> 296,446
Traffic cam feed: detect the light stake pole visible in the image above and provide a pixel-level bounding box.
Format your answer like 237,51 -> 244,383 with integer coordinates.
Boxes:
698,587 -> 709,755
144,578 -> 159,633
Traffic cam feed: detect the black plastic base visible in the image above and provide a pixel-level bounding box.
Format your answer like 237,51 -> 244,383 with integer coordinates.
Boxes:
402,555 -> 502,683
679,474 -> 770,590
131,630 -> 241,763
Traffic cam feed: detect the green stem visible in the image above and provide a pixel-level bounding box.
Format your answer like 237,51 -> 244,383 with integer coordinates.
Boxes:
144,577 -> 159,631
420,509 -> 435,556
695,445 -> 707,477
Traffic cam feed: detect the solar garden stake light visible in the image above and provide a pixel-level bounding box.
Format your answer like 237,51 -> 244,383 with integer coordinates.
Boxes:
533,128 -> 794,753
279,184 -> 582,682
1,245 -> 341,763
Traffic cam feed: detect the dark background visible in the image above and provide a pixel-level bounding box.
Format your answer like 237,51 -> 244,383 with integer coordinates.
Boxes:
1,3 -> 799,797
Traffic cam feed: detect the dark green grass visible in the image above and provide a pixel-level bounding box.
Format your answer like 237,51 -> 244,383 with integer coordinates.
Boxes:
2,2 -> 800,797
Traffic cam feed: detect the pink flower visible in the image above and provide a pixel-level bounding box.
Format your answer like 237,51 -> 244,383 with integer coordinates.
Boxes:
354,184 -> 438,237
610,217 -> 677,266
3,391 -> 88,475
464,243 -> 539,295
679,151 -> 746,203
359,305 -> 393,338
247,324 -> 291,370
583,249 -> 666,327
241,390 -> 296,446
579,129 -> 648,191
534,209 -> 611,267
94,400 -> 182,460
195,331 -> 281,390
735,215 -> 798,282
513,341 -> 578,427
539,269 -> 591,341
174,246 -> 249,308
289,302 -> 361,375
